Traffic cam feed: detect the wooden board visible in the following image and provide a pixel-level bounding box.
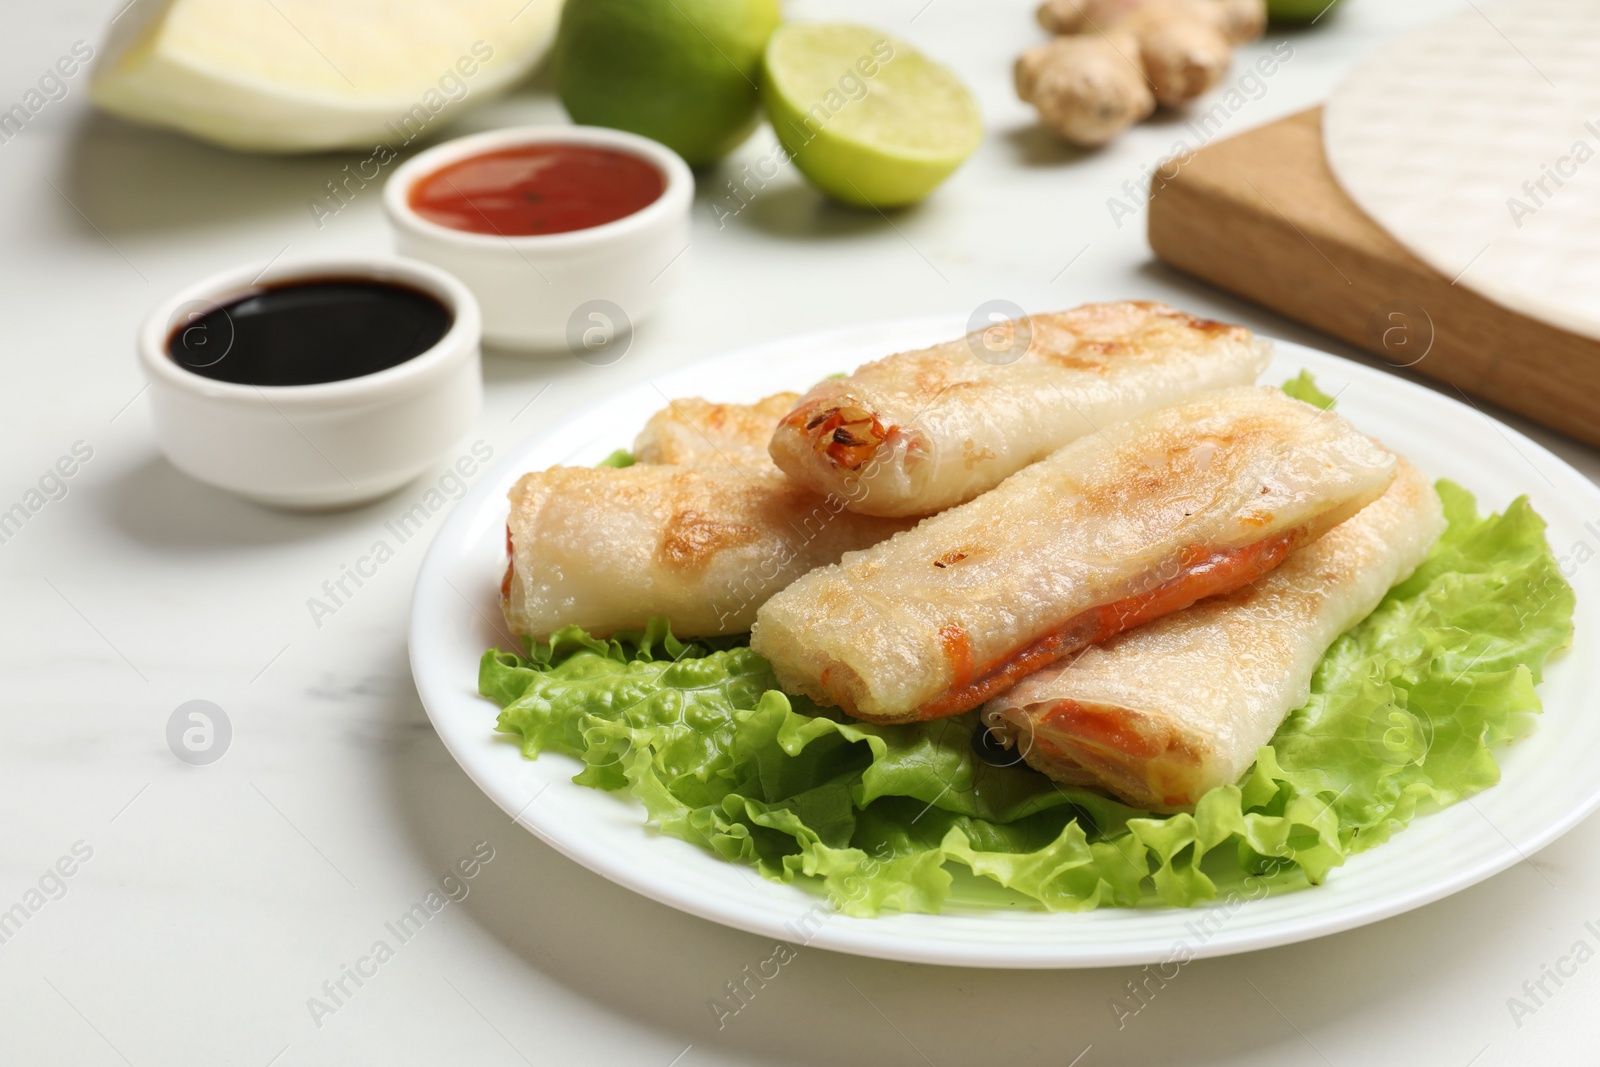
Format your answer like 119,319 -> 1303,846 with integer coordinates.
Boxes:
1148,107 -> 1600,449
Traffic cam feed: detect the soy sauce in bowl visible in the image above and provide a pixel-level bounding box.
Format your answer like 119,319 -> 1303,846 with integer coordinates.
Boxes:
168,277 -> 452,387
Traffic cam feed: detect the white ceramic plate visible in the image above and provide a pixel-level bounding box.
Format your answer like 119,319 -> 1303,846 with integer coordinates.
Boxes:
410,318 -> 1600,968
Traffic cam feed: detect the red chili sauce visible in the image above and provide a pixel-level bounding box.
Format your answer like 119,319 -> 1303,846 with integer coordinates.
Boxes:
407,144 -> 665,236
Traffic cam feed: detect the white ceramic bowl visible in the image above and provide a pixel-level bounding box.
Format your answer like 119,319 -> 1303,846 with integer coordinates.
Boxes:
137,256 -> 482,510
383,125 -> 694,351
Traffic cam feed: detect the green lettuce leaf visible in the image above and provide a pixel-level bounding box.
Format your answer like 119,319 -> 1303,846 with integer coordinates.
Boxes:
1282,369 -> 1337,409
481,484 -> 1573,915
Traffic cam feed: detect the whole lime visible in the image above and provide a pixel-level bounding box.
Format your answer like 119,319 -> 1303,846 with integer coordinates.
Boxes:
1267,0 -> 1340,23
555,0 -> 781,167
762,24 -> 983,209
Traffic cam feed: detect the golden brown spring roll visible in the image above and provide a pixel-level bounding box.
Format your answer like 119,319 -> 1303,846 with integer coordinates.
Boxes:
983,457 -> 1445,812
750,387 -> 1397,724
767,302 -> 1271,517
633,393 -> 801,468
501,468 -> 914,640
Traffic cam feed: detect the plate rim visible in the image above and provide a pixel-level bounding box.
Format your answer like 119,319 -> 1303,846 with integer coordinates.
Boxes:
409,316 -> 1600,968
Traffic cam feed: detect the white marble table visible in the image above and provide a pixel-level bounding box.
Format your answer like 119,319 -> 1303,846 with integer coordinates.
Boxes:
4,1 -> 1597,1064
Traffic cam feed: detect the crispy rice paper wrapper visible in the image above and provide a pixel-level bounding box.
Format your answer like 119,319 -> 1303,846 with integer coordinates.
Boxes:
751,386 -> 1398,724
984,456 -> 1445,812
767,302 -> 1272,517
504,394 -> 915,638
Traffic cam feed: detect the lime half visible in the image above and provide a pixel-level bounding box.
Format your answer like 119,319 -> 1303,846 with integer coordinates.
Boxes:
762,24 -> 983,208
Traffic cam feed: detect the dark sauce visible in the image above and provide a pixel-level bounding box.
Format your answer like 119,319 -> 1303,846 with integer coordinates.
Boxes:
167,277 -> 452,386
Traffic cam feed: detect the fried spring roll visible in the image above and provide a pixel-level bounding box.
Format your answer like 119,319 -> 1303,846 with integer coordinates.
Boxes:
501,465 -> 915,639
504,394 -> 910,638
768,302 -> 1271,517
633,393 -> 801,468
750,387 -> 1397,725
984,458 -> 1445,812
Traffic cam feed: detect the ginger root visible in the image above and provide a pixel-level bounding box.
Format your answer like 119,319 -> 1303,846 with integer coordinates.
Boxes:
1038,0 -> 1263,43
1015,32 -> 1154,148
1019,0 -> 1266,146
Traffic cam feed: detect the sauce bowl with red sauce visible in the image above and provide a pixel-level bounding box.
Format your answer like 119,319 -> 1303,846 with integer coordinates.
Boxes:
384,126 -> 693,350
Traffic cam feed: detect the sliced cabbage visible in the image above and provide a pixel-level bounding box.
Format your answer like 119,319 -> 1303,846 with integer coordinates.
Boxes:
91,0 -> 562,152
